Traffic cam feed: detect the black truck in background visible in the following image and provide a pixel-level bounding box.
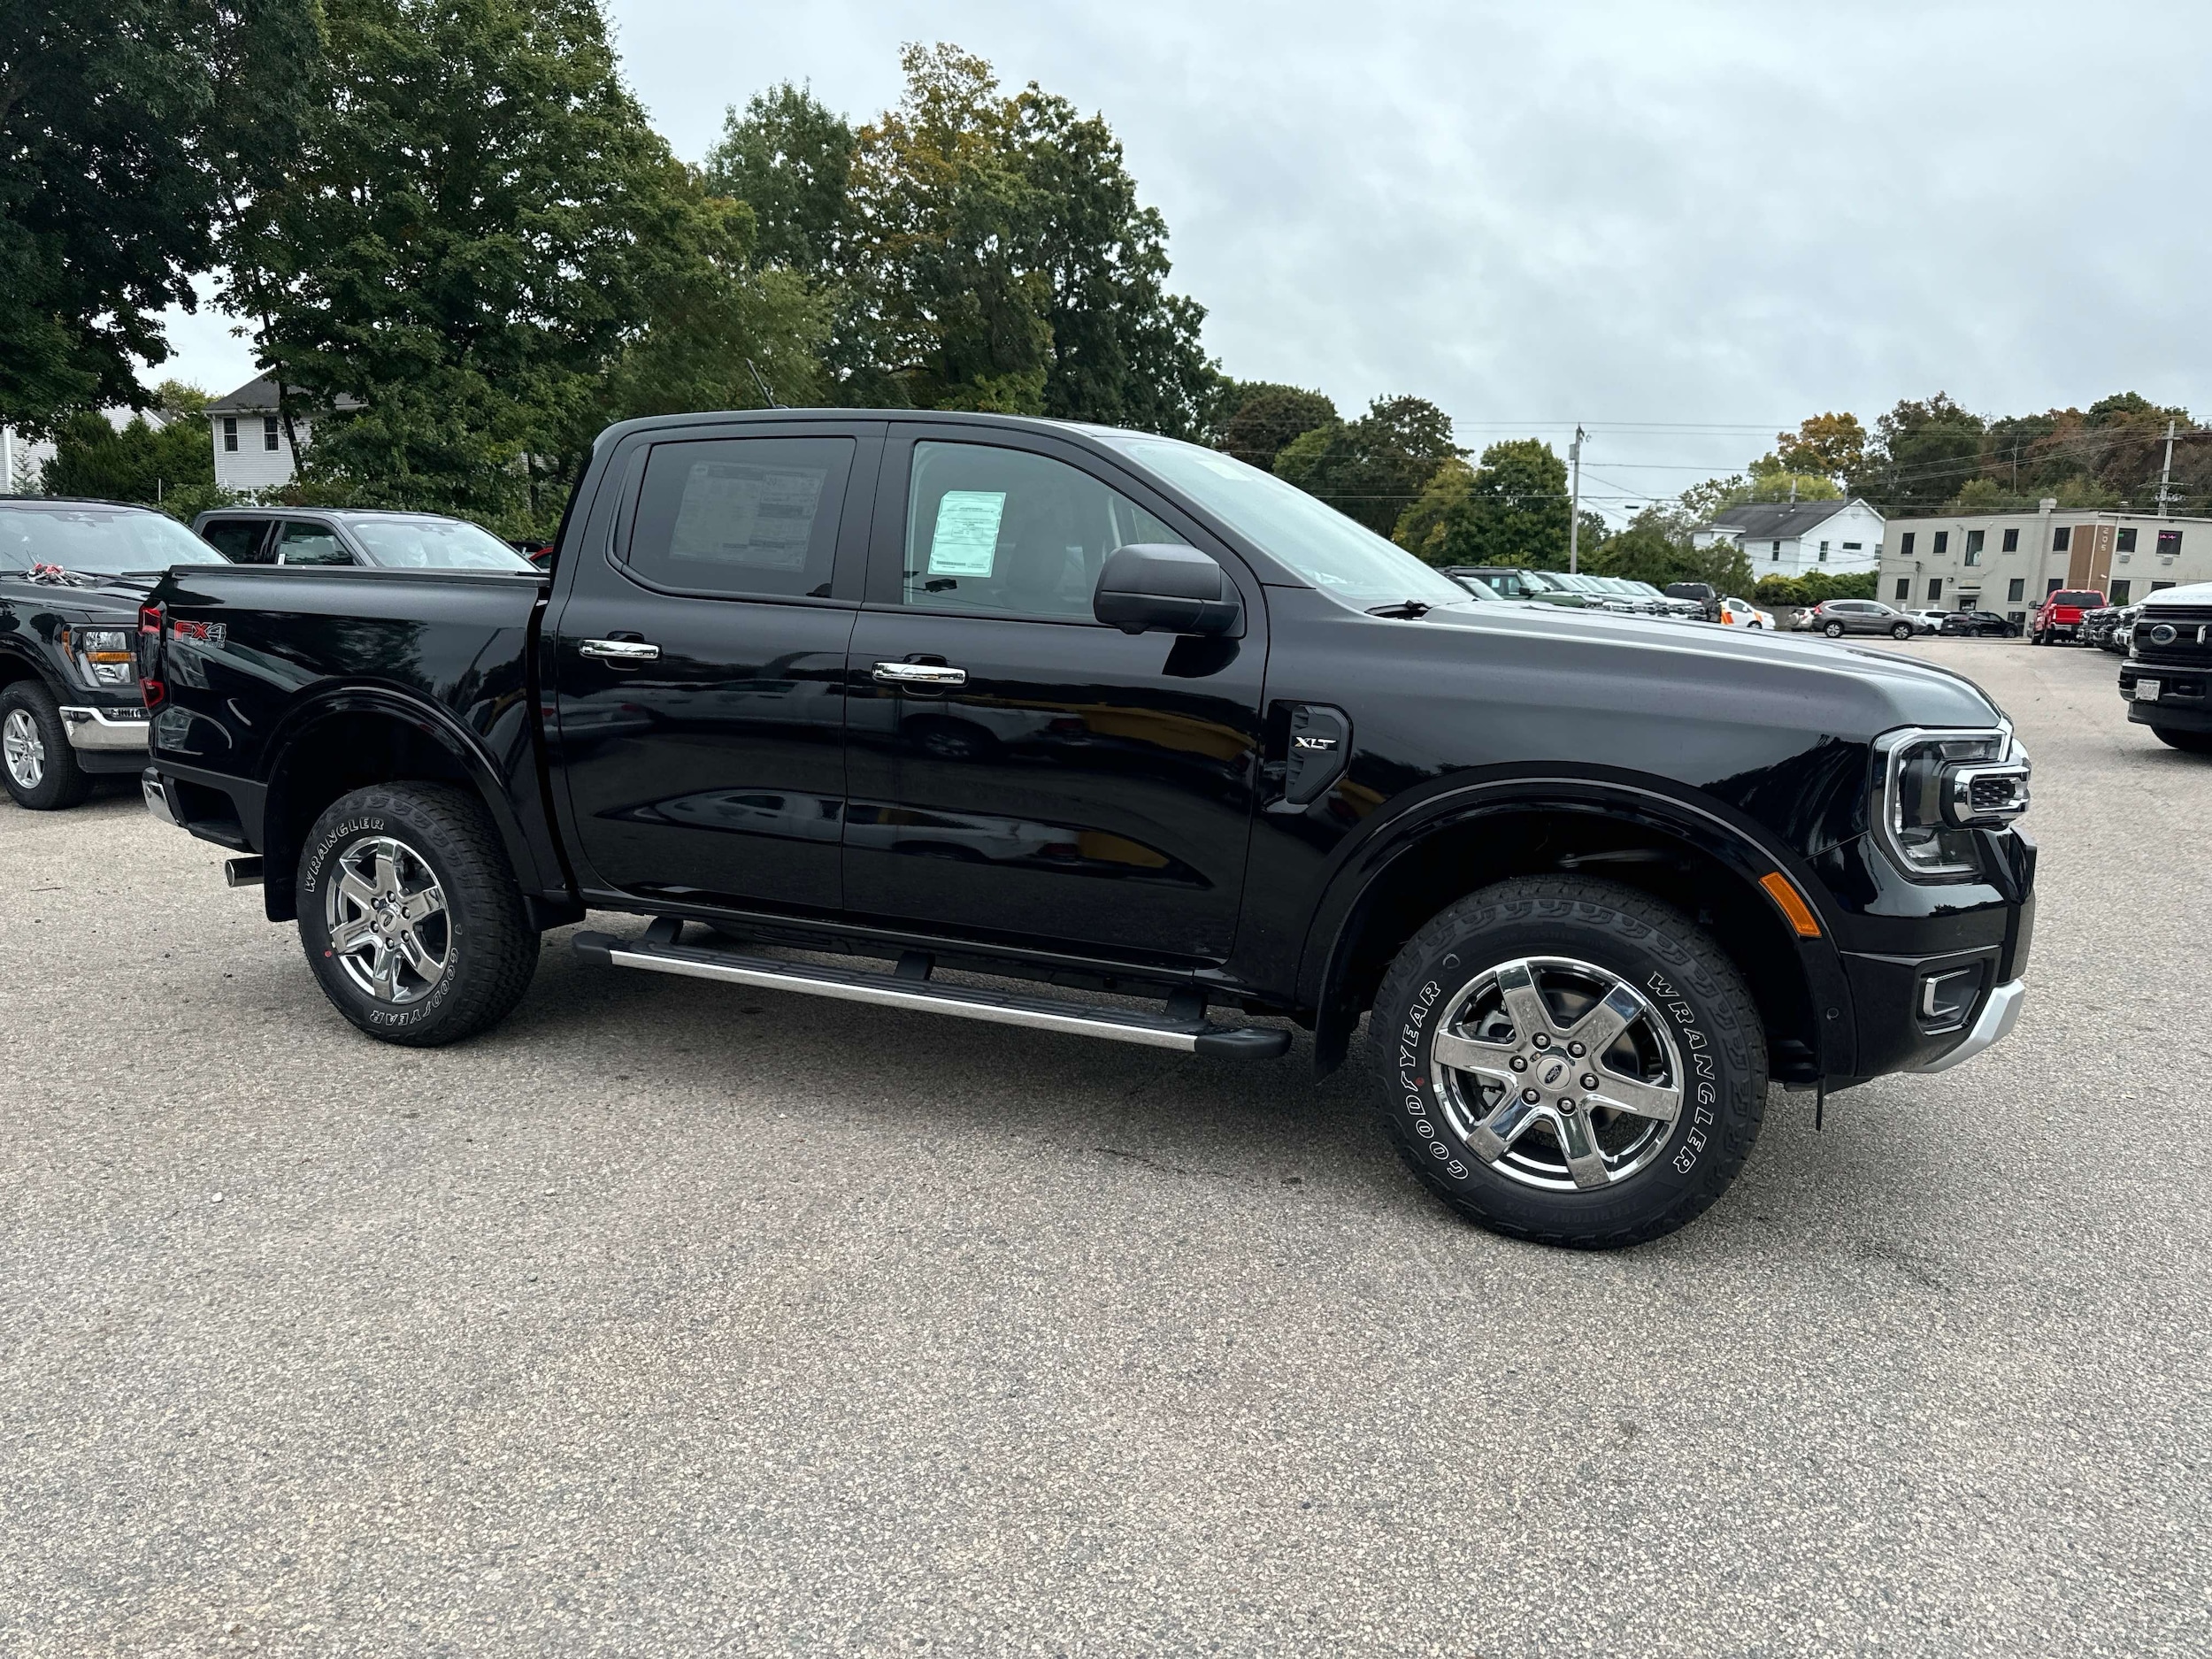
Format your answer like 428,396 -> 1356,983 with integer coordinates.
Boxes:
138,410 -> 2037,1248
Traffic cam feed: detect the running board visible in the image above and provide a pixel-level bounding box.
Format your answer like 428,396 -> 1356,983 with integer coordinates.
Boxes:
571,929 -> 1290,1058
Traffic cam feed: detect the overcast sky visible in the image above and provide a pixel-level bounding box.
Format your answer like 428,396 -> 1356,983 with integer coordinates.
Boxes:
154,0 -> 2209,519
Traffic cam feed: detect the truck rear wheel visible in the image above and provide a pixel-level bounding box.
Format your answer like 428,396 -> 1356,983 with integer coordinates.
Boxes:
1,680 -> 93,810
1369,876 -> 1767,1248
296,782 -> 539,1047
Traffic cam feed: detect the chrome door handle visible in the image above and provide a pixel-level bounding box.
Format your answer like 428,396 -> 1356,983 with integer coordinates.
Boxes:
580,638 -> 661,662
872,661 -> 967,687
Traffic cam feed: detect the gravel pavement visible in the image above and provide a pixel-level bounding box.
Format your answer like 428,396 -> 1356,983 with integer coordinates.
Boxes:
2,638 -> 2206,1656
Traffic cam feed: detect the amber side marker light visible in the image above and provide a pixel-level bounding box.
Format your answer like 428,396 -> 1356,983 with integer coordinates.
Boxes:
1759,871 -> 1822,939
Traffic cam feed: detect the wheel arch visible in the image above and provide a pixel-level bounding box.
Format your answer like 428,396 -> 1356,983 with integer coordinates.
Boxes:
257,688 -> 545,924
0,642 -> 64,697
1299,775 -> 1855,1083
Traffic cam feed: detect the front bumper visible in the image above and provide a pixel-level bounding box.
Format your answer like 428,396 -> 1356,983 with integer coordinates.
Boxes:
1906,979 -> 2024,1073
58,704 -> 150,751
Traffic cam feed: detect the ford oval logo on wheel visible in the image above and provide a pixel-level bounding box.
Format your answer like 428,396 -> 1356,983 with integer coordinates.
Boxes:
2151,623 -> 2178,645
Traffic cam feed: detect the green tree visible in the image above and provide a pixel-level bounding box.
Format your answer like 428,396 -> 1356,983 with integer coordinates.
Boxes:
1586,506 -> 1752,593
1745,453 -> 1844,502
222,0 -> 780,534
1273,396 -> 1459,537
39,381 -> 233,518
1215,381 -> 1337,471
833,43 -> 1217,432
703,81 -> 857,279
1775,411 -> 1866,483
1390,436 -> 1567,567
1853,394 -> 1986,510
0,0 -> 319,433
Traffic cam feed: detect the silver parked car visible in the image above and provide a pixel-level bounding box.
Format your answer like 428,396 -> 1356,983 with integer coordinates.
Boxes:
1794,599 -> 1924,641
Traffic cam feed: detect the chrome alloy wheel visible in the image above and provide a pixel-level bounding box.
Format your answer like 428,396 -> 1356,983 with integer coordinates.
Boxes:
3,708 -> 44,790
1429,956 -> 1685,1192
324,833 -> 449,1004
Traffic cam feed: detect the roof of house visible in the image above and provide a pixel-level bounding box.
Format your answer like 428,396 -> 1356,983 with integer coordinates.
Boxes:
1700,498 -> 1878,540
206,374 -> 363,414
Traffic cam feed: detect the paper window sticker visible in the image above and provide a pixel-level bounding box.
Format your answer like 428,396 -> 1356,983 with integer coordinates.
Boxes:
927,491 -> 1007,576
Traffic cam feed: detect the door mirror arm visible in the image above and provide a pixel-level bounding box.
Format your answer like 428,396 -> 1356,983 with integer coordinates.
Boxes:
1092,543 -> 1240,637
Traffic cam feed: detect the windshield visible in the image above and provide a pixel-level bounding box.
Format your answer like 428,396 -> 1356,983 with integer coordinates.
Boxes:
1449,573 -> 1503,602
1094,433 -> 1471,610
0,505 -> 221,576
1524,569 -> 1579,593
349,516 -> 536,571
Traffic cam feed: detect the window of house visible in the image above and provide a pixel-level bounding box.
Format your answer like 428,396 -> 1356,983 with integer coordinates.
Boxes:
1900,532 -> 1915,557
2001,527 -> 2019,552
221,416 -> 238,453
1818,541 -> 1830,562
1770,540 -> 1782,558
1928,579 -> 1943,602
262,416 -> 280,452
2110,580 -> 2131,604
627,436 -> 855,600
2047,577 -> 2064,594
2053,526 -> 2071,551
1894,577 -> 1910,602
2007,578 -> 2024,602
2158,529 -> 2183,557
1933,531 -> 1949,554
2151,581 -> 2177,593
1963,529 -> 1983,565
1842,541 -> 1862,551
2117,527 -> 2138,553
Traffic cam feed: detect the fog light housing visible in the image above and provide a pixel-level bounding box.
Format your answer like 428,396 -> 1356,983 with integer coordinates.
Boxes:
1918,964 -> 1985,1033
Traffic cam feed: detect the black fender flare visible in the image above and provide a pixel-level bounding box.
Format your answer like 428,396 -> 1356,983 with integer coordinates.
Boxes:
1296,771 -> 1858,1076
257,685 -> 550,909
0,641 -> 66,698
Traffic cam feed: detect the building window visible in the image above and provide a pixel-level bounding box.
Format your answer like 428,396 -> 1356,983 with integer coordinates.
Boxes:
2159,529 -> 2183,557
2007,578 -> 2024,602
1900,532 -> 1915,557
1894,577 -> 1910,602
2001,527 -> 2019,552
1928,579 -> 1943,602
1933,531 -> 1949,554
1770,540 -> 1782,559
221,416 -> 238,452
2110,580 -> 2131,604
2053,526 -> 2070,551
263,416 -> 280,452
1842,541 -> 1862,551
2117,527 -> 2138,553
2047,577 -> 2064,594
1963,529 -> 1984,565
1818,541 -> 1830,563
2151,581 -> 2177,593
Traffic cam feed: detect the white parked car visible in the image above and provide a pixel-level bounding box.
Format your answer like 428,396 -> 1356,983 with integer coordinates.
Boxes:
1717,596 -> 1775,629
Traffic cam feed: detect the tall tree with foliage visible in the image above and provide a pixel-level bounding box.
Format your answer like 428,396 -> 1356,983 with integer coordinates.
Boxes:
1850,394 -> 1986,510
223,0 -> 806,534
1775,411 -> 1866,484
831,43 -> 1217,432
1215,381 -> 1336,472
1271,396 -> 1457,537
703,82 -> 856,280
0,0 -> 319,433
1393,436 -> 1569,566
39,381 -> 228,517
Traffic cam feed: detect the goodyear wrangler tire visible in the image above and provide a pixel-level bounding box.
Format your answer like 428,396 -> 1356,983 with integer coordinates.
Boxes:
296,783 -> 538,1047
1369,876 -> 1766,1248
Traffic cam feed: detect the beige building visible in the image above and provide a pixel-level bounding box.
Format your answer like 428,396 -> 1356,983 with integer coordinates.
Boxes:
1878,505 -> 2212,626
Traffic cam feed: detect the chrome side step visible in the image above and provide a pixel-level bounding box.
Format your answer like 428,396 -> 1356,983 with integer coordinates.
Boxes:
571,928 -> 1290,1058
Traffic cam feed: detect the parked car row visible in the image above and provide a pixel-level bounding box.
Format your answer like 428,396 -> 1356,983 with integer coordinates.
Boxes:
2083,603 -> 2139,653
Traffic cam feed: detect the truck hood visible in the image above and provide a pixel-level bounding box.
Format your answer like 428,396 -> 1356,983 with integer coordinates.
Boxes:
2140,580 -> 2212,609
1415,601 -> 2004,732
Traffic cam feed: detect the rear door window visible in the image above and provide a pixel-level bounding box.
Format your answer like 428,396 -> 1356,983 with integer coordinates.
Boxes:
627,436 -> 854,600
199,518 -> 273,564
276,521 -> 351,565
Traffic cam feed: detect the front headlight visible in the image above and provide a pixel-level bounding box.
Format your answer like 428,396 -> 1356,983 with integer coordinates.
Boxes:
1872,726 -> 2031,879
63,626 -> 138,688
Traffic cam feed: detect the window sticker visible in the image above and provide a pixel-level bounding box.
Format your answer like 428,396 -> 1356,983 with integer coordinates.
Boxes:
670,463 -> 826,571
927,490 -> 1007,576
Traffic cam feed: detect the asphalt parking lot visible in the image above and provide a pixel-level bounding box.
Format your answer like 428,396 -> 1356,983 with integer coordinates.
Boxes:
3,637 -> 2207,1656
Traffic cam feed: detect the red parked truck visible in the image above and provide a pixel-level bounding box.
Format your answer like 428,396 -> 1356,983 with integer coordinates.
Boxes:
2032,588 -> 2104,646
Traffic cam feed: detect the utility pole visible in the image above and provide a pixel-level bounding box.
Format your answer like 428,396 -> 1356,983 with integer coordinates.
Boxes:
1568,425 -> 1585,573
2158,417 -> 2177,518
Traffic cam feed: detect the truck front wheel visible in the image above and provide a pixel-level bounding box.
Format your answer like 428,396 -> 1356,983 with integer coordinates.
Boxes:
1369,876 -> 1767,1248
1,680 -> 93,810
296,782 -> 539,1047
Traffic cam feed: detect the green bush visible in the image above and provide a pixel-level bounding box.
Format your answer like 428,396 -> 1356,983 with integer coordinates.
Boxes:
1752,571 -> 1878,609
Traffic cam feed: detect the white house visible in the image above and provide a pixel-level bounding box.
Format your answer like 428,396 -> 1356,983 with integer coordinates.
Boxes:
1692,498 -> 1886,579
205,375 -> 360,491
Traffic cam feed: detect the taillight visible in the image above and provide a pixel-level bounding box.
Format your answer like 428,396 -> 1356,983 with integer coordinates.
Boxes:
142,679 -> 167,710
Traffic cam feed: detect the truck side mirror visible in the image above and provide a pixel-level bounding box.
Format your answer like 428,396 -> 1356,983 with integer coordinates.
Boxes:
1093,544 -> 1240,636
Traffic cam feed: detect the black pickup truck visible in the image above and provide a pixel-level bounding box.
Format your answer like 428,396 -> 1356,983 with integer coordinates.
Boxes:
1,499 -> 223,809
138,411 -> 2036,1248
